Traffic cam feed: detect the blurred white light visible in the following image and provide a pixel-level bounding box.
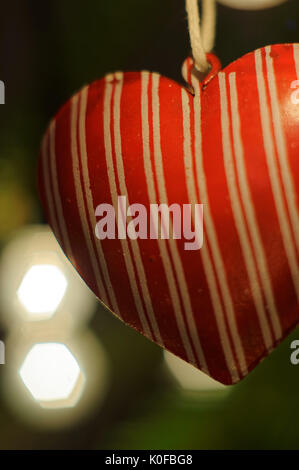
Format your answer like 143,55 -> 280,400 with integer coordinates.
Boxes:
217,0 -> 287,10
19,343 -> 82,406
0,225 -> 96,327
164,351 -> 227,392
4,329 -> 109,428
17,265 -> 67,318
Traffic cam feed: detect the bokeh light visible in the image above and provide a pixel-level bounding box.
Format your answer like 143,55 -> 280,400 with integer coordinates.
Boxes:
0,225 -> 96,328
17,265 -> 67,320
3,328 -> 109,429
217,0 -> 287,10
0,224 -> 109,429
19,343 -> 84,408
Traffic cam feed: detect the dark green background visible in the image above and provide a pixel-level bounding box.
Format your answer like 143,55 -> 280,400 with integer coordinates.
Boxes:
0,0 -> 299,450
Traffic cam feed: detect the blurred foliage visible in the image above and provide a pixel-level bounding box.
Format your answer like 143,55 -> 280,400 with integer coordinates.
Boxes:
0,0 -> 299,450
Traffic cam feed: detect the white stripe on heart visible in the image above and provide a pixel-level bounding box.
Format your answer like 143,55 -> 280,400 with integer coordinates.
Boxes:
78,86 -> 121,317
219,72 -> 274,350
228,71 -> 282,341
141,70 -> 198,368
265,46 -> 299,252
152,73 -> 208,372
48,121 -> 74,260
255,48 -> 299,300
187,80 -> 243,381
70,93 -> 110,308
112,72 -> 163,345
103,74 -> 153,338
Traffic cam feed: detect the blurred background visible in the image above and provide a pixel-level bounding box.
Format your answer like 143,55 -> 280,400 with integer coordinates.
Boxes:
0,0 -> 299,450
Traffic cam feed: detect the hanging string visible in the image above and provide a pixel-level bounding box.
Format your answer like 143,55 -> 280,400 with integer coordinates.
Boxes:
186,0 -> 217,73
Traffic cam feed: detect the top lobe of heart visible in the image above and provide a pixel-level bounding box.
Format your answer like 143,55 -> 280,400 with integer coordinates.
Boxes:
38,44 -> 299,384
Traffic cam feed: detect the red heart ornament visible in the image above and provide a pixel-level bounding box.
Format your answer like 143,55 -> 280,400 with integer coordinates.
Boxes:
38,44 -> 299,385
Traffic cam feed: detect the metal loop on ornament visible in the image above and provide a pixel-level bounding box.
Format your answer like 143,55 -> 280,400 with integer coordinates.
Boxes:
182,53 -> 222,93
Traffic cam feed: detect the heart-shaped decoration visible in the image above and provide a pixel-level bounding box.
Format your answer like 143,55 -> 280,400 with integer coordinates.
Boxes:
38,44 -> 299,384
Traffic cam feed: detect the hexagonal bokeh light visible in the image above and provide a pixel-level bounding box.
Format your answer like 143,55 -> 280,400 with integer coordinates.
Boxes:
0,225 -> 96,327
17,265 -> 67,319
4,330 -> 109,428
19,343 -> 85,408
